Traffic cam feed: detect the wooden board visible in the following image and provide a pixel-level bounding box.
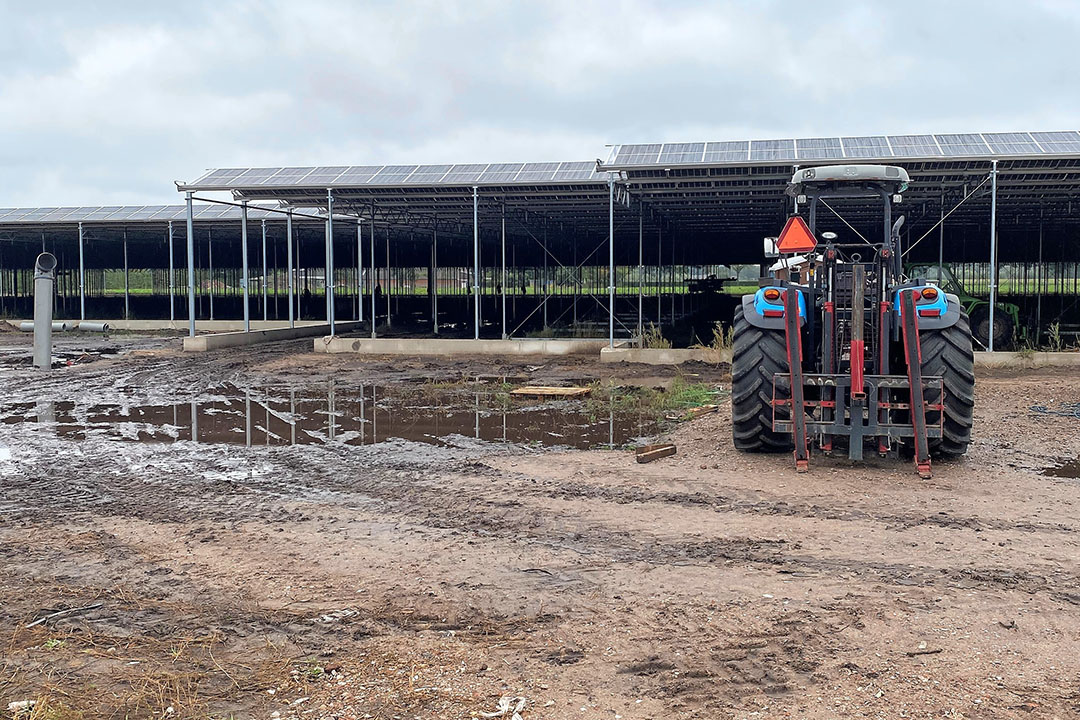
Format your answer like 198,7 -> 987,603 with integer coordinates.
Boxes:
636,443 -> 677,463
666,404 -> 719,421
510,386 -> 591,397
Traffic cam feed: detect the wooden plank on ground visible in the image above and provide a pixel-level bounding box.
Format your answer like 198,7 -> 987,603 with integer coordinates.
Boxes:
666,403 -> 719,421
510,386 -> 591,397
636,443 -> 677,463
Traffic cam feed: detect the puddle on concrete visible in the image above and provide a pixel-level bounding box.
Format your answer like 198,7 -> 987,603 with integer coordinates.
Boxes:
1041,458 -> 1080,479
0,383 -> 663,450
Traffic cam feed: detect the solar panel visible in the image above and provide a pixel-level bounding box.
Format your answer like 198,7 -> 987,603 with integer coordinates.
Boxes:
982,132 -> 1042,155
887,135 -> 942,157
300,166 -> 348,186
516,162 -> 561,182
839,136 -> 891,159
935,133 -> 990,156
553,161 -> 597,181
261,167 -> 316,185
658,142 -> 705,164
441,163 -> 488,183
407,164 -> 453,183
795,137 -> 844,160
479,163 -> 525,183
614,144 -> 662,165
749,139 -> 795,161
1032,131 -> 1080,153
369,165 -> 419,184
704,141 -> 750,162
125,206 -> 170,220
334,165 -> 383,184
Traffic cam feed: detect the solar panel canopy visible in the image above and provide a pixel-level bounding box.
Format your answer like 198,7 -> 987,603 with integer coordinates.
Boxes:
0,204 -> 311,225
606,130 -> 1080,168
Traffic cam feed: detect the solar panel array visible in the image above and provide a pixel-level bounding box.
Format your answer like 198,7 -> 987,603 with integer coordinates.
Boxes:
608,131 -> 1080,167
185,160 -> 605,190
0,204 -> 310,225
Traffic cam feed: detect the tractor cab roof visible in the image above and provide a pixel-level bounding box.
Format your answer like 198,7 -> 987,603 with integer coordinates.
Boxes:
788,164 -> 910,196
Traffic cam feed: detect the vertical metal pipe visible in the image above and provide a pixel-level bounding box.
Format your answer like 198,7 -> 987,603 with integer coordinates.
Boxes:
385,227 -> 391,328
370,215 -> 376,339
78,222 -> 86,321
637,207 -> 643,345
241,200 -> 250,333
501,204 -> 507,339
433,220 -> 439,334
608,174 -> 615,348
286,210 -> 295,328
261,219 -> 268,322
357,220 -> 364,323
208,228 -> 214,320
123,229 -> 129,321
1037,216 -> 1043,345
937,191 -> 944,275
657,224 -> 662,326
988,160 -> 998,352
325,189 -> 335,334
167,221 -> 174,323
542,222 -> 548,329
473,186 -> 480,340
186,192 -> 196,336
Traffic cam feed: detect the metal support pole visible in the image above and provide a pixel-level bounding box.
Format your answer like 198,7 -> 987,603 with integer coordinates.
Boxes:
385,227 -> 390,328
208,228 -> 214,320
988,160 -> 998,352
261,219 -> 268,322
123,229 -> 129,321
370,217 -> 376,339
425,221 -> 434,334
325,189 -> 335,334
657,225 -> 662,326
356,220 -> 364,323
287,210 -> 295,329
78,222 -> 86,321
241,200 -> 250,333
167,221 -> 174,322
637,208 -> 643,345
608,174 -> 615,348
937,192 -> 944,275
501,204 -> 507,339
542,222 -> 548,329
186,192 -> 196,336
473,186 -> 480,340
1036,216 -> 1043,345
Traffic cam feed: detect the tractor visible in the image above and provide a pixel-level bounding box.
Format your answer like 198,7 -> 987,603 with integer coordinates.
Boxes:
731,165 -> 975,478
904,261 -> 1021,349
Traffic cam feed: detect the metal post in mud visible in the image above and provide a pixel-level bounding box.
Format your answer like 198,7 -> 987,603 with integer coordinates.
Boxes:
241,201 -> 250,333
190,399 -> 198,442
432,220 -> 439,335
473,186 -> 480,340
32,252 -> 57,370
988,160 -> 999,352
608,174 -> 615,349
325,189 -> 335,335
167,221 -> 174,323
385,227 -> 391,329
185,192 -> 195,337
208,228 -> 214,321
122,228 -> 129,321
637,207 -> 643,346
501,204 -> 507,339
370,215 -> 376,339
542,221 -> 548,329
261,219 -> 268,322
287,210 -> 295,329
78,222 -> 86,321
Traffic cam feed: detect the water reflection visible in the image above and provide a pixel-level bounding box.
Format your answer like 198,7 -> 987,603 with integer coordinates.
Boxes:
1,383 -> 660,451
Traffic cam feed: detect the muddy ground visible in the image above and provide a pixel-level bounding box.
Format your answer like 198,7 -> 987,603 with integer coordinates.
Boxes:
1,333 -> 1079,719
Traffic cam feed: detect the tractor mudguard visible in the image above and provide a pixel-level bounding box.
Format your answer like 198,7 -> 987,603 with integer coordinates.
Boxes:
740,292 -> 806,331
911,293 -> 963,331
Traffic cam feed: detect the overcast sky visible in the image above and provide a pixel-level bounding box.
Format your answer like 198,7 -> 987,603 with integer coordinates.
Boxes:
2,0 -> 1078,207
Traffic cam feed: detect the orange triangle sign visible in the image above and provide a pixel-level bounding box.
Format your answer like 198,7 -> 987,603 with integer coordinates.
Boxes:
776,216 -> 817,253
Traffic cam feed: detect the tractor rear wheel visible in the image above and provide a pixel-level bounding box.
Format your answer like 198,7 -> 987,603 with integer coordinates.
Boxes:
731,304 -> 792,452
971,305 -> 1014,350
919,309 -> 975,457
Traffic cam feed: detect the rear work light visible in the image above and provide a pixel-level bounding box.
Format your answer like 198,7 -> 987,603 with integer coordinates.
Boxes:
763,309 -> 784,318
918,308 -> 942,317
763,288 -> 781,301
920,286 -> 939,301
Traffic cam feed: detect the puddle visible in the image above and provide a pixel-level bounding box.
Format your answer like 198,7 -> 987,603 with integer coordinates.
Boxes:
0,383 -> 663,450
1041,459 -> 1080,479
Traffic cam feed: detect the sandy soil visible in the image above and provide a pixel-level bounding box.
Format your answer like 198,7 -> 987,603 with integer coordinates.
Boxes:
1,335 -> 1079,719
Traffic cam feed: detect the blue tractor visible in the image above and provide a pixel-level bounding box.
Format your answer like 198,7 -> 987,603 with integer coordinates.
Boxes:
731,165 -> 975,478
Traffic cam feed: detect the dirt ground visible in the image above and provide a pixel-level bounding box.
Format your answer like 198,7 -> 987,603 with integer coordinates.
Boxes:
1,334 -> 1079,719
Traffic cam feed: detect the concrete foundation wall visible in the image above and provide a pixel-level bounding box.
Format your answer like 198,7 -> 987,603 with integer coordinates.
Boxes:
184,322 -> 365,352
975,351 -> 1080,369
316,337 -> 610,356
600,347 -> 731,365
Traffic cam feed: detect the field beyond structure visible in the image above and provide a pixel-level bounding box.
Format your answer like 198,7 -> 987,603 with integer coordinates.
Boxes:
0,333 -> 1079,719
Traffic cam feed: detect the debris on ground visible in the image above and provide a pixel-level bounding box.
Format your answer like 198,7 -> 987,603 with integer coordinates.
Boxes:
635,442 -> 677,463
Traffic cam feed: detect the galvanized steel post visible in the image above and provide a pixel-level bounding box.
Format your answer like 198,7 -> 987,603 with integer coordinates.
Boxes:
432,220 -> 439,334
473,186 -> 480,340
988,160 -> 998,352
286,210 -> 295,329
167,221 -> 174,322
501,204 -> 507,339
608,174 -> 615,349
122,228 -> 129,320
185,192 -> 195,337
78,222 -> 85,321
637,206 -> 643,345
356,220 -> 364,323
325,189 -> 335,334
241,200 -> 250,332
370,215 -> 376,339
261,219 -> 268,322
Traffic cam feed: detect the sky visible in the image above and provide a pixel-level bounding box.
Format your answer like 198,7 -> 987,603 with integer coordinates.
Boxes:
1,0 -> 1078,207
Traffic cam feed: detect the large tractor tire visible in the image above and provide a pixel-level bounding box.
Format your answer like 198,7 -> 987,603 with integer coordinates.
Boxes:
919,309 -> 976,457
971,305 -> 1014,350
731,304 -> 792,452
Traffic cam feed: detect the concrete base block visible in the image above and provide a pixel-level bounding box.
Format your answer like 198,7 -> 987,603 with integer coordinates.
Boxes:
976,351 -> 1080,369
600,347 -> 731,365
316,336 -> 610,356
184,322 -> 365,352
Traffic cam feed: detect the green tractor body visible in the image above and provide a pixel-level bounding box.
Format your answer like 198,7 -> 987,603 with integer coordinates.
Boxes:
904,263 -> 1020,349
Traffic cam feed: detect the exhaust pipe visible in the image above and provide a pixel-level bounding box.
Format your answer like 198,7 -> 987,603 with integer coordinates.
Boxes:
32,253 -> 58,370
